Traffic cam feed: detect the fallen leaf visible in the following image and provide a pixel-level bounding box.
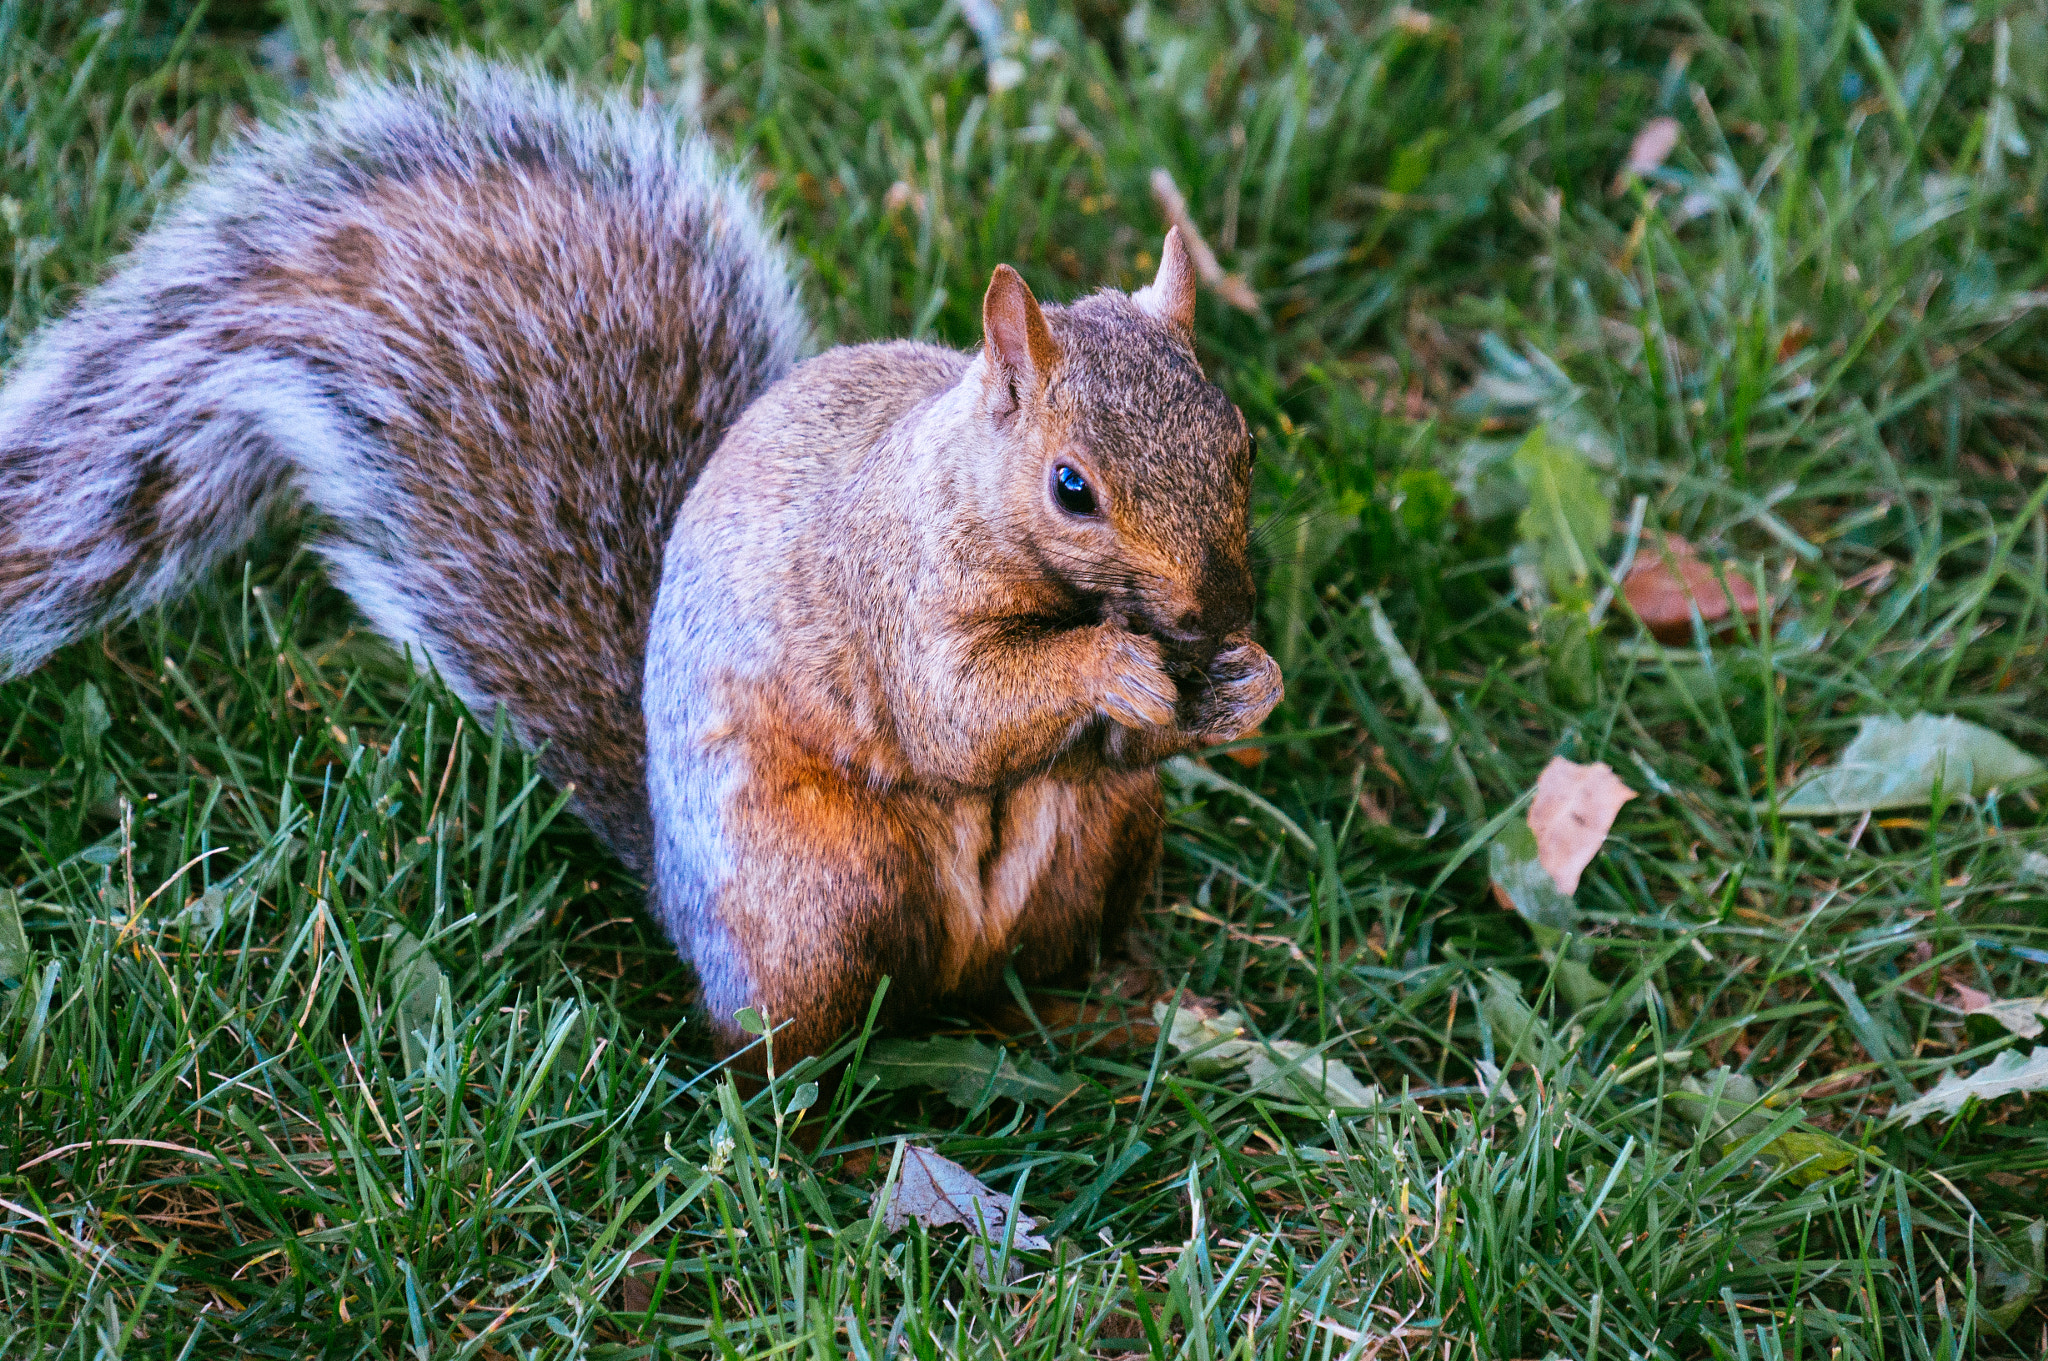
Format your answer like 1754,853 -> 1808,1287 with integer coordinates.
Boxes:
1759,1130 -> 1860,1185
1513,428 -> 1613,599
1479,971 -> 1561,1067
1210,727 -> 1266,768
1487,821 -> 1577,933
1891,1046 -> 2048,1126
1775,319 -> 1814,363
1490,777 -> 1625,1014
1780,714 -> 2046,816
1527,756 -> 1638,895
1243,1043 -> 1381,1108
1153,1004 -> 1379,1111
1671,1068 -> 1858,1184
0,887 -> 29,989
616,1250 -> 667,1314
1984,1218 -> 2046,1332
1950,984 -> 2048,1039
1620,536 -> 1761,644
385,922 -> 448,1075
872,1144 -> 1049,1250
859,1036 -> 1078,1110
1613,116 -> 1682,192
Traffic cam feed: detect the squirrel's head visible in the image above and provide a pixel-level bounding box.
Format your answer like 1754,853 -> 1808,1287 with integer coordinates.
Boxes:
967,229 -> 1259,687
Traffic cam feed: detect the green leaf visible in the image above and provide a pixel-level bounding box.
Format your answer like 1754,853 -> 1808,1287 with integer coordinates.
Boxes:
1779,713 -> 2046,816
0,887 -> 30,989
1758,1130 -> 1859,1186
1241,1042 -> 1379,1109
385,922 -> 447,1075
1537,604 -> 1597,708
1983,1219 -> 2046,1332
61,680 -> 110,765
1891,1047 -> 2048,1127
1486,820 -> 1577,934
1670,1068 -> 1775,1144
859,1036 -> 1077,1109
733,1006 -> 767,1035
1512,426 -> 1612,599
1386,129 -> 1447,194
1668,1069 -> 1851,1181
1393,467 -> 1456,541
1153,1005 -> 1379,1111
1477,972 -> 1561,1067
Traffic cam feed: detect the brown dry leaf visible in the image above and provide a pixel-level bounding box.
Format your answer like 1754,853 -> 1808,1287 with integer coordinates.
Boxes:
1621,535 -> 1761,644
873,1144 -> 1049,1250
1612,116 -> 1682,192
1527,756 -> 1637,896
1950,983 -> 2048,1039
1211,726 -> 1266,768
615,1250 -> 667,1314
1776,319 -> 1815,363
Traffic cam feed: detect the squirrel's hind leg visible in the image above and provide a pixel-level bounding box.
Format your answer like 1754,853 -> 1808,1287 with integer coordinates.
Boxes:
673,768 -> 1162,1069
683,771 -> 951,1066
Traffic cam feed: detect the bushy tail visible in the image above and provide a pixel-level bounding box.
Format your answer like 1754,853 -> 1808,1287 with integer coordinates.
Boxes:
0,55 -> 806,872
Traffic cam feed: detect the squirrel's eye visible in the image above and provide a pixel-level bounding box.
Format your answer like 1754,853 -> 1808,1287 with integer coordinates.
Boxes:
1052,463 -> 1097,516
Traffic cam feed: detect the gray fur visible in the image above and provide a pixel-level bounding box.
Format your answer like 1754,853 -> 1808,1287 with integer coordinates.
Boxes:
0,54 -> 805,872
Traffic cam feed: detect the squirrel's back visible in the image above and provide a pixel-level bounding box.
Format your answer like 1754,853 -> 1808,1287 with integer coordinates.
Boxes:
0,56 -> 806,869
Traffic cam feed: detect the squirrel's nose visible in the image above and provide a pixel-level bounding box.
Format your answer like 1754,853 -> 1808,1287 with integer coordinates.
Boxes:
1193,547 -> 1255,641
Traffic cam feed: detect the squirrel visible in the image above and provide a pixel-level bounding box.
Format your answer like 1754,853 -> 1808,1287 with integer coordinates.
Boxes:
0,56 -> 1283,1063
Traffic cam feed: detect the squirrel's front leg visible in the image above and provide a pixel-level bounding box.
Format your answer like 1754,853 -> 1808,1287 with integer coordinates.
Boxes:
914,620 -> 1184,786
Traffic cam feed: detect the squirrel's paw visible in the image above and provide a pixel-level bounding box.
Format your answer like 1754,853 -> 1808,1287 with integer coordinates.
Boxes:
1191,638 -> 1284,742
1092,629 -> 1180,731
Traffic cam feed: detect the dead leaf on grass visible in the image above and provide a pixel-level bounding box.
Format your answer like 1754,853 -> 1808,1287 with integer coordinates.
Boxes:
1775,319 -> 1814,362
1153,1003 -> 1380,1110
1527,756 -> 1637,896
872,1144 -> 1050,1251
1949,984 -> 2048,1039
1612,116 -> 1681,193
616,1251 -> 667,1314
1620,535 -> 1761,644
1210,727 -> 1266,768
1891,1046 -> 2048,1126
1780,713 -> 2046,816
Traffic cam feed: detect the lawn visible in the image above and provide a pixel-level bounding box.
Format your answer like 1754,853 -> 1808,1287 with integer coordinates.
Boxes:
4,0 -> 2048,1356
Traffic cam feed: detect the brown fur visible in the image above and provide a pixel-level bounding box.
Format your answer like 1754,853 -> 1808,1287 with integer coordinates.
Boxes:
647,239 -> 1281,1061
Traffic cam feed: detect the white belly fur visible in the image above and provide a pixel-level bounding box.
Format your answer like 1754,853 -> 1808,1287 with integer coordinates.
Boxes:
930,780 -> 1074,991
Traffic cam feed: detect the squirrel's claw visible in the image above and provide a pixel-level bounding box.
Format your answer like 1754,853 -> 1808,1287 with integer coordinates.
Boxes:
1190,639 -> 1283,743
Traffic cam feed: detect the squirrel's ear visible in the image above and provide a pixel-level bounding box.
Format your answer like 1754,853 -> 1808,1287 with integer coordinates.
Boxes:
1132,227 -> 1196,336
982,264 -> 1061,414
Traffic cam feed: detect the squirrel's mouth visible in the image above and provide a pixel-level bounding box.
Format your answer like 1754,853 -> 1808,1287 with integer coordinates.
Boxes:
1132,619 -> 1226,713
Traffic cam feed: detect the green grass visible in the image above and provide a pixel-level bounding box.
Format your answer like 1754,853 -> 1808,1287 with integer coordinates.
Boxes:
5,0 -> 2048,1355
